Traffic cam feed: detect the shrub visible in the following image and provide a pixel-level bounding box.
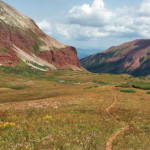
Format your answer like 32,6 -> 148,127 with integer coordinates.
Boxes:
132,83 -> 150,90
84,85 -> 98,89
0,85 -> 25,90
9,86 -> 25,90
120,89 -> 136,93
116,83 -> 131,88
146,91 -> 150,94
116,81 -> 150,90
140,97 -> 145,100
92,80 -> 112,85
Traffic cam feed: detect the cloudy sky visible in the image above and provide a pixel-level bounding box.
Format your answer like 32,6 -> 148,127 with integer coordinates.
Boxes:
3,0 -> 150,58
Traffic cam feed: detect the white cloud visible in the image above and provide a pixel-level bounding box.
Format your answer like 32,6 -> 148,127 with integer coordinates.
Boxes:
105,25 -> 134,33
55,23 -> 109,41
37,20 -> 52,35
66,0 -> 150,39
68,0 -> 112,27
56,25 -> 70,39
92,0 -> 104,9
35,0 -> 150,49
139,0 -> 150,16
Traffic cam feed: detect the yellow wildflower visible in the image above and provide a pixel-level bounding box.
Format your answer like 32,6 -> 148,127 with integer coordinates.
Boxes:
43,115 -> 52,120
0,121 -> 16,128
130,121 -> 136,125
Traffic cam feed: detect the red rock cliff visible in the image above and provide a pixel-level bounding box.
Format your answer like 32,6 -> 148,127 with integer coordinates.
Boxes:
0,0 -> 83,71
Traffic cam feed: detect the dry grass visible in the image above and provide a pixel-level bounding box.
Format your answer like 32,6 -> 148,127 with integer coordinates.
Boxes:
0,70 -> 149,149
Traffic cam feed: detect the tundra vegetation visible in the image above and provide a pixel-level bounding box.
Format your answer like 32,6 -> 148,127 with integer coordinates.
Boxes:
0,66 -> 150,149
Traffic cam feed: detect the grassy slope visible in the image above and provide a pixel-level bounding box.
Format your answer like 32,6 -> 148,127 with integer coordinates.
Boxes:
0,68 -> 150,149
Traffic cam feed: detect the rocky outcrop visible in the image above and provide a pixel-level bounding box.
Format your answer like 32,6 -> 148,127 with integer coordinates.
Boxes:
80,39 -> 150,76
0,53 -> 19,66
0,0 -> 83,70
38,47 -> 81,69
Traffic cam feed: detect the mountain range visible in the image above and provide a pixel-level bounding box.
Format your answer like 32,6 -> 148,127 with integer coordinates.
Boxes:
81,39 -> 150,77
0,0 -> 150,77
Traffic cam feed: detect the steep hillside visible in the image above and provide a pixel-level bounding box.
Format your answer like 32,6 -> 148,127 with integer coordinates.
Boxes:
81,39 -> 150,76
0,0 -> 83,71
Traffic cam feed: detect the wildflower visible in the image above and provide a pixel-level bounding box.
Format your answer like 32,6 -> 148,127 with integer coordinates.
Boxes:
53,106 -> 58,109
130,121 -> 135,125
86,136 -> 91,140
0,121 -> 16,128
43,115 -> 52,120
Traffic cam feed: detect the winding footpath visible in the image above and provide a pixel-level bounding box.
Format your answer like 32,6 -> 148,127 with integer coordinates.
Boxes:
106,90 -> 129,150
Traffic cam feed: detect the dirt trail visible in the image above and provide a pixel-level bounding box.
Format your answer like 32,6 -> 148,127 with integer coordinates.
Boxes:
106,91 -> 119,123
106,90 -> 129,150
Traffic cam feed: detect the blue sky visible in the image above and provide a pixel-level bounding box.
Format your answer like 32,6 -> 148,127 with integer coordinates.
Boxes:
2,0 -> 150,58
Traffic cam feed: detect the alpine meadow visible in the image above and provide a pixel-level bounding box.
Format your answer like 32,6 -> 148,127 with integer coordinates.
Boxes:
0,0 -> 150,150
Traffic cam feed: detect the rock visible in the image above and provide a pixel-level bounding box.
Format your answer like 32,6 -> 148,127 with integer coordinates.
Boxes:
0,0 -> 83,71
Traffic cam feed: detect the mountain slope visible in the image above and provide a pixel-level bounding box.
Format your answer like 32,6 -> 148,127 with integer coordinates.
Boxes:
80,39 -> 150,76
0,0 -> 83,71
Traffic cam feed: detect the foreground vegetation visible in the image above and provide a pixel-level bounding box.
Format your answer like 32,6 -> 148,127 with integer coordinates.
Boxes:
0,66 -> 150,149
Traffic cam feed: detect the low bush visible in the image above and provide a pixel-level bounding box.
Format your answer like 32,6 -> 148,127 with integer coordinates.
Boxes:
146,91 -> 150,94
140,97 -> 145,100
0,85 -> 25,90
9,86 -> 25,90
120,89 -> 136,93
116,81 -> 150,90
92,80 -> 112,85
84,85 -> 98,89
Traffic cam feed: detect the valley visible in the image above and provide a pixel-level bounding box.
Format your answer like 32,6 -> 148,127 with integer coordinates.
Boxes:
0,68 -> 150,149
0,0 -> 150,149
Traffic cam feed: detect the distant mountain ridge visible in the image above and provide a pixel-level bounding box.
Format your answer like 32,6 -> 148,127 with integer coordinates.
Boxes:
0,0 -> 83,71
80,39 -> 150,76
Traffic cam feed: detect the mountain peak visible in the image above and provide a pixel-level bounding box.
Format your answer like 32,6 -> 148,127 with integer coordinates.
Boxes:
0,0 -> 83,71
0,0 -> 33,30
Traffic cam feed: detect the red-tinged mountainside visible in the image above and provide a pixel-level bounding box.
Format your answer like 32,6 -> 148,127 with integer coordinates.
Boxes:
80,39 -> 150,77
0,0 -> 83,71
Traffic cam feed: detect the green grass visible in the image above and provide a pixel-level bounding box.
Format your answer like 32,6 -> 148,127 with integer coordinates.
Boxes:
84,85 -> 98,89
32,41 -> 39,54
116,81 -> 150,90
146,91 -> 150,94
0,85 -> 25,90
0,48 -> 8,54
120,89 -> 136,93
92,80 -> 113,85
26,61 -> 50,70
0,65 -> 43,78
32,38 -> 45,54
132,82 -> 150,90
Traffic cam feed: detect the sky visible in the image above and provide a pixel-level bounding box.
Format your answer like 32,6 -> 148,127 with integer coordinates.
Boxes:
2,0 -> 150,58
